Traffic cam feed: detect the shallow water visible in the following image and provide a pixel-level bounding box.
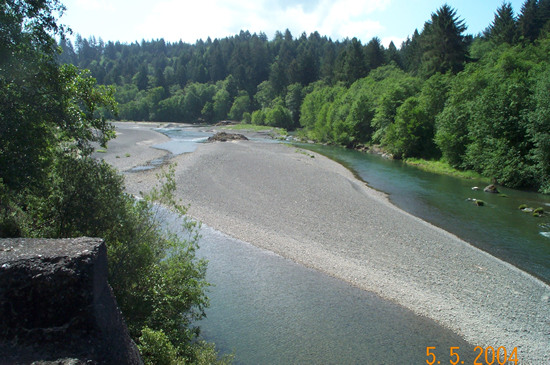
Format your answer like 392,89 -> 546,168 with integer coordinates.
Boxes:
194,224 -> 477,364
298,144 -> 550,284
153,127 -> 212,154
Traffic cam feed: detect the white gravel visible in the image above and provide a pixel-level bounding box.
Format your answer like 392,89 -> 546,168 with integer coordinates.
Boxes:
104,124 -> 550,364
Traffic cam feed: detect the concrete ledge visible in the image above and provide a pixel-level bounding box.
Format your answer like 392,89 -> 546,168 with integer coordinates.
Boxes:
0,238 -> 142,364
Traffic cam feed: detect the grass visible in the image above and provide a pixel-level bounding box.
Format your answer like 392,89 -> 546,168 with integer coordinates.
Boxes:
404,158 -> 489,182
222,123 -> 288,136
295,148 -> 315,158
96,149 -> 107,153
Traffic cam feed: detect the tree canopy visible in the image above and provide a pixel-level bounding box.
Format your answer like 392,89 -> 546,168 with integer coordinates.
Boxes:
52,1 -> 550,192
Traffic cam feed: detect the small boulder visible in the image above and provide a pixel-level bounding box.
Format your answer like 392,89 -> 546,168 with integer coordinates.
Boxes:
207,132 -> 249,142
484,184 -> 499,194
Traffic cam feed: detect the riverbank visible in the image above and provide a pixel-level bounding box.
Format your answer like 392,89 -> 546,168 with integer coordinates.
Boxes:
99,123 -> 550,363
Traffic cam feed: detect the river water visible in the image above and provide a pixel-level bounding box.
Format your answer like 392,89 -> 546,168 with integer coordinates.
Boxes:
153,127 -> 549,363
298,144 -> 550,284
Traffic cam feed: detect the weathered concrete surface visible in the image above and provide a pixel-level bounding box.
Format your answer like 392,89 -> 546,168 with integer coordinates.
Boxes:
0,238 -> 142,365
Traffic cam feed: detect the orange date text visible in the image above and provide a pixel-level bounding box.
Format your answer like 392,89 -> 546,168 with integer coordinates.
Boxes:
426,346 -> 518,365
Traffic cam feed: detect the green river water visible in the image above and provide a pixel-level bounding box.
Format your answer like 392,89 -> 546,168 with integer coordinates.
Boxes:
300,143 -> 550,284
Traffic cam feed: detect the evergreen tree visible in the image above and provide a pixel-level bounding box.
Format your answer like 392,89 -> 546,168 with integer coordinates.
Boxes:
319,41 -> 338,83
420,5 -> 468,77
486,2 -> 517,44
134,64 -> 149,91
386,41 -> 403,69
400,30 -> 423,74
364,37 -> 385,71
207,39 -> 226,82
517,0 -> 541,41
537,0 -> 550,35
336,38 -> 367,85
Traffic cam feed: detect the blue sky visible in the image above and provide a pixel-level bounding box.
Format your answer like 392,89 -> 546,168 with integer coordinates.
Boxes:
61,0 -> 527,47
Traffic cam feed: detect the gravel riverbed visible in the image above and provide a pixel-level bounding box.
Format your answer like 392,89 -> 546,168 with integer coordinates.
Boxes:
100,123 -> 550,364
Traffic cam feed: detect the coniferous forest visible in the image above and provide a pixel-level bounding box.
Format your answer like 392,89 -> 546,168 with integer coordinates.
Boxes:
59,1 -> 550,192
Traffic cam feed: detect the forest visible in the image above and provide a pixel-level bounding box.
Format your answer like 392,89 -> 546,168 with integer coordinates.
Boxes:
58,0 -> 550,192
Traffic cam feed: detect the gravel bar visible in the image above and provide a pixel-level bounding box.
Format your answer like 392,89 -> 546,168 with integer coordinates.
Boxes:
103,124 -> 550,364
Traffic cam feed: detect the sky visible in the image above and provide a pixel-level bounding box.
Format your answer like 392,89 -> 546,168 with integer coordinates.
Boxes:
60,0 -> 528,47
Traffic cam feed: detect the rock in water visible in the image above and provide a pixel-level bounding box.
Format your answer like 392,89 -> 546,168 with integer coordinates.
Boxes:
207,132 -> 249,142
483,184 -> 499,193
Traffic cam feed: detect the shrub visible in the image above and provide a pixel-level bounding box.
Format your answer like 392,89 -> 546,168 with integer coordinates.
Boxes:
138,328 -> 180,365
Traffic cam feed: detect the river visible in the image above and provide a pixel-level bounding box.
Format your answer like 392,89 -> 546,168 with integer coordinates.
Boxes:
153,126 -> 549,363
298,143 -> 550,285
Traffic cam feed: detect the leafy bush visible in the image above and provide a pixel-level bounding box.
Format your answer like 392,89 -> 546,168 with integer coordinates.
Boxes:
138,328 -> 180,365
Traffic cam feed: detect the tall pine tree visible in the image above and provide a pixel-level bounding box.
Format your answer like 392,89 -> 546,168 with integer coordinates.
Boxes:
336,38 -> 367,85
517,0 -> 541,41
486,2 -> 517,44
365,37 -> 385,72
420,5 -> 468,77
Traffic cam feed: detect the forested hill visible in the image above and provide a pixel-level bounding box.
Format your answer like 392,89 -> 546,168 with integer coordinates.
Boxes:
59,1 -> 550,193
58,29 -> 400,124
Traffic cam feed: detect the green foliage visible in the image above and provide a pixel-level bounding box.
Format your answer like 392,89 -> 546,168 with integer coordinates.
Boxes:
251,109 -> 266,125
228,91 -> 251,121
335,38 -> 368,85
138,328 -> 179,365
0,2 -> 115,191
370,68 -> 421,143
212,88 -> 232,121
254,80 -> 277,108
138,331 -> 234,365
527,64 -> 550,193
518,0 -> 542,42
404,158 -> 488,181
436,41 -> 550,189
265,104 -> 293,129
3,154 -> 216,361
1,2 -> 229,363
383,73 -> 449,158
299,66 -> 421,147
285,83 -> 304,127
383,96 -> 430,158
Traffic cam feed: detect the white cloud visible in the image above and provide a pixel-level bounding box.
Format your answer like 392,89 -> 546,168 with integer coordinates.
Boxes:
139,0 -> 392,42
